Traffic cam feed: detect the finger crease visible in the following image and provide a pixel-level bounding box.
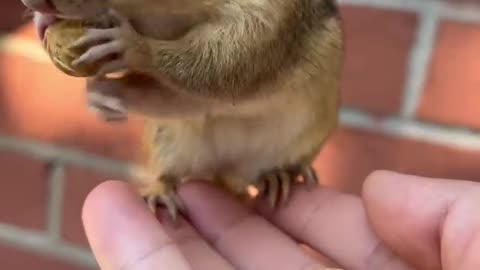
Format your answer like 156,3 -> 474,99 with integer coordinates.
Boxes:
211,214 -> 260,249
298,191 -> 336,239
364,240 -> 392,270
118,239 -> 178,270
176,233 -> 204,247
300,262 -> 328,270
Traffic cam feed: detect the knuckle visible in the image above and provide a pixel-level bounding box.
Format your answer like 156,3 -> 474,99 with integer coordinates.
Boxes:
113,29 -> 122,38
83,49 -> 93,58
113,40 -> 124,48
88,47 -> 102,57
85,28 -> 96,35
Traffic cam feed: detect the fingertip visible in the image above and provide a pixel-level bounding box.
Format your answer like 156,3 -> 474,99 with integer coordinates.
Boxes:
81,180 -> 191,270
81,180 -> 149,254
362,170 -> 420,209
362,170 -> 425,233
362,171 -> 457,270
363,170 -> 401,196
82,180 -> 131,219
82,180 -> 141,230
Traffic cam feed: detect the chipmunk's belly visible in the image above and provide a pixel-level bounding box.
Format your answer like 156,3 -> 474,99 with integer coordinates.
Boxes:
210,117 -> 302,178
156,90 -> 324,188
168,101 -> 313,187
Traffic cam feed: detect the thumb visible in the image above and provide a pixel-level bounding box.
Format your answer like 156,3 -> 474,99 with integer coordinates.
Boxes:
82,181 -> 191,270
362,170 -> 480,270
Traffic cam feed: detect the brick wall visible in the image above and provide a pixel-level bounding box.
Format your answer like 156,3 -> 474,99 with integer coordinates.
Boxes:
0,0 -> 479,268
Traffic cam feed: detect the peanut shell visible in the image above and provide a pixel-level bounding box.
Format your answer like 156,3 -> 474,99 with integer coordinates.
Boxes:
43,20 -> 97,77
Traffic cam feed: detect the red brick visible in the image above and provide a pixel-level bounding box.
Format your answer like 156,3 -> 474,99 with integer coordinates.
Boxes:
447,0 -> 480,6
417,20 -> 480,129
0,0 -> 30,33
62,166 -> 126,247
0,151 -> 48,230
314,128 -> 480,195
339,6 -> 418,115
0,52 -> 143,161
0,243 -> 95,270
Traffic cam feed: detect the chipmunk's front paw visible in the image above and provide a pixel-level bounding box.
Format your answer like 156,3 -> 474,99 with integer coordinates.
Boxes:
86,77 -> 127,122
70,9 -> 148,76
138,178 -> 185,223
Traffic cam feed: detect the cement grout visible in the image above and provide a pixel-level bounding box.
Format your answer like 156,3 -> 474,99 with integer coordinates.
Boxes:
45,161 -> 65,242
400,2 -> 439,118
0,223 -> 97,268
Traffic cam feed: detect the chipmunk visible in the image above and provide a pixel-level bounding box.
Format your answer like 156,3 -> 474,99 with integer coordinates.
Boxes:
24,0 -> 343,221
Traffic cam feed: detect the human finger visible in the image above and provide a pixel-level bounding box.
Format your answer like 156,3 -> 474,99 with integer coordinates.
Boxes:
159,210 -> 236,270
257,183 -> 411,270
363,170 -> 480,270
178,181 -> 325,270
82,180 -> 192,270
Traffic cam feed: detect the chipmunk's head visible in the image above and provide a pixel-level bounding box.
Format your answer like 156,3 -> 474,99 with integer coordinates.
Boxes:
24,0 -> 222,41
21,0 -> 108,19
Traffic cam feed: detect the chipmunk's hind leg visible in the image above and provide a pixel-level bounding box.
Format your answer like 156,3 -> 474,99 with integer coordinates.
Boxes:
138,175 -> 185,222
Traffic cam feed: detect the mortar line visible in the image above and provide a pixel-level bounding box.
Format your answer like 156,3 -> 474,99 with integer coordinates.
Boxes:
338,0 -> 422,11
45,161 -> 65,242
0,223 -> 96,268
440,2 -> 480,23
400,3 -> 439,118
0,135 -> 133,177
340,108 -> 480,151
339,0 -> 480,21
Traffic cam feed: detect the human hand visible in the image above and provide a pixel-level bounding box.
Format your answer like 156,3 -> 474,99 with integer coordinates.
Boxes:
82,171 -> 480,270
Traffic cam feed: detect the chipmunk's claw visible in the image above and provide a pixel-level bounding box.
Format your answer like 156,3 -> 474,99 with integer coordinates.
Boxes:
139,180 -> 184,223
278,170 -> 291,204
256,164 -> 319,208
298,165 -> 319,189
266,173 -> 279,207
86,78 -> 128,122
257,168 -> 296,208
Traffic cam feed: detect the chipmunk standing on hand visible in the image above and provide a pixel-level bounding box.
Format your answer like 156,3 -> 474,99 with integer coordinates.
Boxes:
23,0 -> 344,221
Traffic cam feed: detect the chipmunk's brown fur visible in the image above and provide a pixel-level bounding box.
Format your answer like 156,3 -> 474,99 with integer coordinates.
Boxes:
25,0 -> 343,220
